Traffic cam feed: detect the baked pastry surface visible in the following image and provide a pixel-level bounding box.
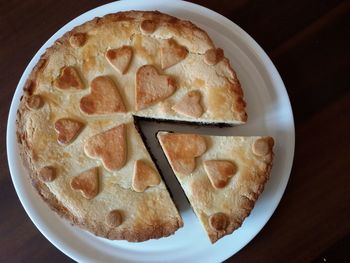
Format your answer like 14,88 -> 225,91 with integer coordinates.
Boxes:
158,132 -> 274,243
16,10 -> 248,242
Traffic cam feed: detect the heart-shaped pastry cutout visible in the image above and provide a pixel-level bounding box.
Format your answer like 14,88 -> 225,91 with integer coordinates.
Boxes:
203,160 -> 237,189
71,167 -> 99,199
132,160 -> 161,192
157,133 -> 207,175
54,66 -> 84,90
160,38 -> 188,69
80,76 -> 126,115
54,118 -> 84,145
172,90 -> 203,118
136,65 -> 176,110
106,46 -> 133,74
84,124 -> 127,171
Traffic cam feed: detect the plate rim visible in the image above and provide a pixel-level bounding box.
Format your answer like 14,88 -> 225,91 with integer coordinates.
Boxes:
6,0 -> 295,262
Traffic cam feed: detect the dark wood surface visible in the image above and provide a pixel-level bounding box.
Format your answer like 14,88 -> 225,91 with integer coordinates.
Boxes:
1,0 -> 349,262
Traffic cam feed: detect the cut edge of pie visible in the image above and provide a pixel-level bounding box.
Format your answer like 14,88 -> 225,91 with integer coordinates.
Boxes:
157,132 -> 274,243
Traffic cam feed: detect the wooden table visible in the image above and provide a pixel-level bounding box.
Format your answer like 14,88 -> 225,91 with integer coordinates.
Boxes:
1,0 -> 349,262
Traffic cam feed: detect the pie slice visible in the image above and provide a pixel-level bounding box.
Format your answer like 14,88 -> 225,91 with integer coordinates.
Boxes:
157,132 -> 274,243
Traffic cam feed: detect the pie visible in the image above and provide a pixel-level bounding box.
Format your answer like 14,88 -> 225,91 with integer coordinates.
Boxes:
15,10 -> 272,243
157,132 -> 274,243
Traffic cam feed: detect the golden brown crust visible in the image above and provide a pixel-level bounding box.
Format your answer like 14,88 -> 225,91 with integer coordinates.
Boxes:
38,166 -> 57,182
15,10 -> 248,242
252,137 -> 275,156
158,132 -> 274,243
204,48 -> 224,65
54,66 -> 84,91
209,212 -> 229,231
21,10 -> 246,122
219,57 -> 247,122
54,118 -> 84,145
16,111 -> 82,228
203,160 -> 237,189
135,65 -> 176,110
210,137 -> 274,243
70,167 -> 100,200
132,160 -> 161,192
140,19 -> 157,34
84,124 -> 127,172
69,32 -> 87,48
80,76 -> 126,115
171,90 -> 203,118
26,95 -> 43,109
16,106 -> 183,241
105,46 -> 133,74
106,210 -> 123,227
22,10 -> 218,94
157,133 -> 207,175
160,38 -> 188,69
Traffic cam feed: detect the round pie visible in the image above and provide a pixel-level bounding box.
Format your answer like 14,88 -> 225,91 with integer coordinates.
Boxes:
16,11 -> 273,243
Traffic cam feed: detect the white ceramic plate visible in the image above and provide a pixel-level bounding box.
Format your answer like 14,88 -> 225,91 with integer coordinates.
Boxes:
7,0 -> 295,262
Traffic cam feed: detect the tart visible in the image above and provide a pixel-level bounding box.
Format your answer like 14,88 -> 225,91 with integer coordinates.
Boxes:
157,132 -> 274,243
16,10 -> 249,242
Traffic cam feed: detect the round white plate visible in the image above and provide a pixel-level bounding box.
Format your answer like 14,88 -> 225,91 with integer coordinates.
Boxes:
7,0 -> 295,262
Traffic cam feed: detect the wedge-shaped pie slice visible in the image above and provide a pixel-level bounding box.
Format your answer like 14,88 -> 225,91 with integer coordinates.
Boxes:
158,132 -> 274,243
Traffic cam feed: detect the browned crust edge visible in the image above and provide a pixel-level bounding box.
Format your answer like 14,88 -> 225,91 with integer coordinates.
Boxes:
16,101 -> 183,242
222,58 -> 247,122
208,137 -> 274,243
21,10 -> 246,122
15,10 -> 246,242
21,10 -> 218,95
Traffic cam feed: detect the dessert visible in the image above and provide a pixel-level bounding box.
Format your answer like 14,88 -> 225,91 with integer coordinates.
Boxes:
16,10 -> 254,243
158,132 -> 274,243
